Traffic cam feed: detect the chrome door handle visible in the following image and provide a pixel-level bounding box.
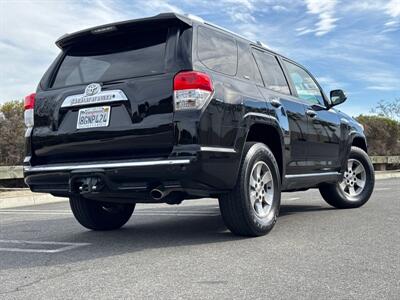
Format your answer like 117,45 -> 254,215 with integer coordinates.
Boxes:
306,109 -> 317,118
270,98 -> 281,108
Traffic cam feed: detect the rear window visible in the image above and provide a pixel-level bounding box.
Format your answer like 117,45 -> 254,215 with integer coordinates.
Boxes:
197,26 -> 237,75
52,28 -> 168,88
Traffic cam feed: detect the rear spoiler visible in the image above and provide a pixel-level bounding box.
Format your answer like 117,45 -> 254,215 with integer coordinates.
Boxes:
55,13 -> 195,50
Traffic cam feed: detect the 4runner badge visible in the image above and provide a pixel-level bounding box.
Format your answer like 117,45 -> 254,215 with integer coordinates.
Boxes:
85,83 -> 101,96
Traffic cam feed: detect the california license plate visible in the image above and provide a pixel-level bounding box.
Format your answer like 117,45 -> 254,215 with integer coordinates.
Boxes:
77,106 -> 110,129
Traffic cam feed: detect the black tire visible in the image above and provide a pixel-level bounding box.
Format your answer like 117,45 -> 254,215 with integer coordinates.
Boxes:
219,142 -> 281,237
319,146 -> 375,209
69,195 -> 135,230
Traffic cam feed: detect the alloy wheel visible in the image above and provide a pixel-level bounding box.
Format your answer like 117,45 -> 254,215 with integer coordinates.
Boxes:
249,161 -> 274,218
339,158 -> 366,198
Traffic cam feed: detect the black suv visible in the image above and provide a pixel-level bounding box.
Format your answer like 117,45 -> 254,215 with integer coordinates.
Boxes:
23,13 -> 375,236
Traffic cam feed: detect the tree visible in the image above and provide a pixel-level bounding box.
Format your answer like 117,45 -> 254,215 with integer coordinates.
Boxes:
370,98 -> 400,120
0,100 -> 25,165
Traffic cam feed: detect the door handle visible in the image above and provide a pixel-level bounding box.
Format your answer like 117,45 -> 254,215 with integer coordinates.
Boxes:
270,98 -> 281,108
306,109 -> 317,118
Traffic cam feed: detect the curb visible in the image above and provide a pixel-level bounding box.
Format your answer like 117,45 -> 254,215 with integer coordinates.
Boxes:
0,172 -> 398,209
374,170 -> 400,180
0,191 -> 66,209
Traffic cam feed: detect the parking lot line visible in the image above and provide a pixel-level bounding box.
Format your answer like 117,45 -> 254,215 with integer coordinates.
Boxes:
285,197 -> 300,201
0,239 -> 90,253
375,187 -> 392,191
0,209 -> 220,217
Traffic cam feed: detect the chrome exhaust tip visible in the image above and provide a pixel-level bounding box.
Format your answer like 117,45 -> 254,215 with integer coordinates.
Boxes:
150,188 -> 165,200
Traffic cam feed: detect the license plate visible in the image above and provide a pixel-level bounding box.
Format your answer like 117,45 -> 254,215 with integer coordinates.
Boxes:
77,106 -> 110,129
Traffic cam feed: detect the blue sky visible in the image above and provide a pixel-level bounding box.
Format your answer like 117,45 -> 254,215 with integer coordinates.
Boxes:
0,0 -> 399,117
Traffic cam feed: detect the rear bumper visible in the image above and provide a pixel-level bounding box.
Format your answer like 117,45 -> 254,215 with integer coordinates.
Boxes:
24,147 -> 241,199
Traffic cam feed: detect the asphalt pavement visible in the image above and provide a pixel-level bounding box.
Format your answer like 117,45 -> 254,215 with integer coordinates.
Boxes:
0,178 -> 399,299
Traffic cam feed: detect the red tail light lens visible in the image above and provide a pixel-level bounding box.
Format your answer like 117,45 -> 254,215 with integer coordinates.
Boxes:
24,93 -> 36,110
24,93 -> 36,127
174,71 -> 213,92
173,71 -> 213,111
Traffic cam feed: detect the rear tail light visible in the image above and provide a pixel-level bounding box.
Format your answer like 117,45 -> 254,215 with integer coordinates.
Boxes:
24,93 -> 36,127
173,71 -> 213,111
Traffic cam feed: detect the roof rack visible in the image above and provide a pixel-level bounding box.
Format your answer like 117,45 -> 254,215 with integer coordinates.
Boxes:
184,13 -> 205,23
183,13 -> 270,51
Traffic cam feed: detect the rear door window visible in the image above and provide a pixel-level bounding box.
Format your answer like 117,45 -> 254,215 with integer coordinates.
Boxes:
283,61 -> 324,105
52,28 -> 168,88
197,26 -> 237,75
252,50 -> 290,95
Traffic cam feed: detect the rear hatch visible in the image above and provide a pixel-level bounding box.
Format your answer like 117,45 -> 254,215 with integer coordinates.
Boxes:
31,15 -> 192,165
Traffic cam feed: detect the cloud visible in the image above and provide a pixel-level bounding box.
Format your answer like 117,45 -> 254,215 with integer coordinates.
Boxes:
343,0 -> 398,15
223,0 -> 255,10
316,76 -> 345,91
344,0 -> 400,28
298,0 -> 339,36
385,20 -> 398,26
272,5 -> 288,12
385,0 -> 400,18
356,72 -> 400,92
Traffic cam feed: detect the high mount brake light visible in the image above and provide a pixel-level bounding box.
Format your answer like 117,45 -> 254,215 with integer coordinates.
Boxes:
173,71 -> 213,111
24,93 -> 36,127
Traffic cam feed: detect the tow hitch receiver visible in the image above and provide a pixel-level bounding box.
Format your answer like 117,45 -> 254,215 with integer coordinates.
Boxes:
71,176 -> 105,194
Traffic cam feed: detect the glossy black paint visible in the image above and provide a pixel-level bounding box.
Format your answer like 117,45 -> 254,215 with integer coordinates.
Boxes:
24,13 -> 367,202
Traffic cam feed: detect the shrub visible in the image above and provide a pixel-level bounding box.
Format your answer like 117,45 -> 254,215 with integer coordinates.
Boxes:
0,100 -> 25,165
356,115 -> 400,156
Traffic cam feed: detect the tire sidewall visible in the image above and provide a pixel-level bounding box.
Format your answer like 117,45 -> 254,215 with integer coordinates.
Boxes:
242,143 -> 281,232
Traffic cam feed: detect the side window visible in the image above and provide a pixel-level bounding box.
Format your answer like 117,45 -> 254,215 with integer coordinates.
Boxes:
283,61 -> 324,105
197,26 -> 237,75
237,42 -> 263,85
252,50 -> 290,95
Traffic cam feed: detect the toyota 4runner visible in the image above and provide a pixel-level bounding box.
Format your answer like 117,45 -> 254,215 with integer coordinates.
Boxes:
23,13 -> 375,236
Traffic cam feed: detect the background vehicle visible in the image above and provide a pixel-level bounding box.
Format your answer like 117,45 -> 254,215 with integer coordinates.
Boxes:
23,13 -> 375,236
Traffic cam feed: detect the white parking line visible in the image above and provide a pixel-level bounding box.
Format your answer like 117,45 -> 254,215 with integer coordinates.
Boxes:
375,188 -> 392,191
0,239 -> 90,253
0,209 -> 71,213
0,209 -> 219,217
285,197 -> 300,201
0,211 -> 71,215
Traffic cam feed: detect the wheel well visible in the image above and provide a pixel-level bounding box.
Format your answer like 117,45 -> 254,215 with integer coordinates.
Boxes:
246,123 -> 283,180
352,137 -> 367,153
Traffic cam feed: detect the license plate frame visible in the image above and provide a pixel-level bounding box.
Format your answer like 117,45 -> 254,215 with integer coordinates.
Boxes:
76,106 -> 111,130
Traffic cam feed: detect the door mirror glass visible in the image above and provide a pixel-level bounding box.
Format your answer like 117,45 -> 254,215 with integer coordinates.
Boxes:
330,89 -> 347,107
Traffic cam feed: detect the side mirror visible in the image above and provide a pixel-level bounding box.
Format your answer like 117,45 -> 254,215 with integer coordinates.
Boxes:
329,89 -> 347,107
